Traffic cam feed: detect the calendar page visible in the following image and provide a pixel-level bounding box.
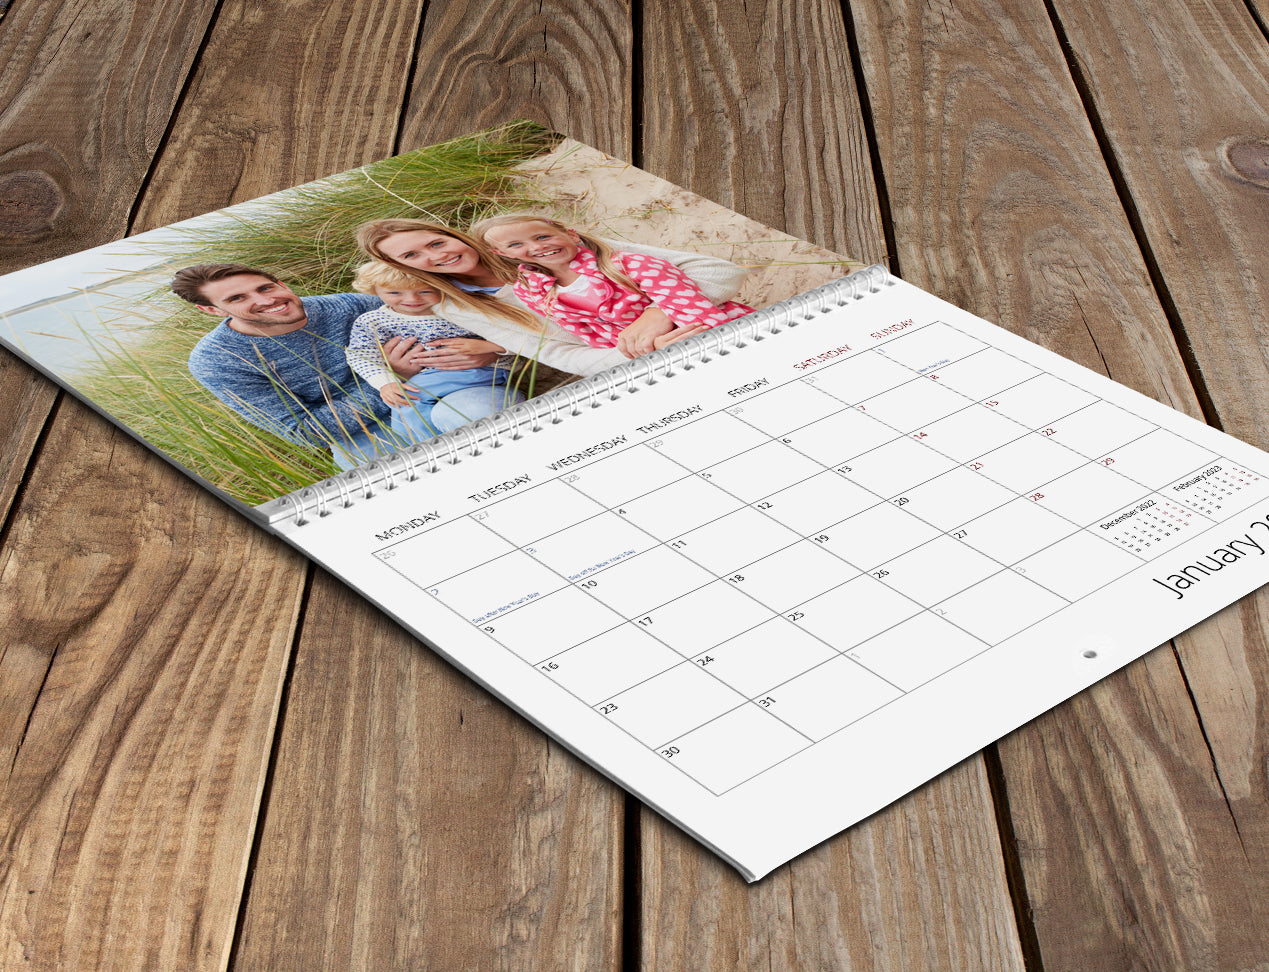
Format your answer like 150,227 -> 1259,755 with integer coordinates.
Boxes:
274,275 -> 1269,880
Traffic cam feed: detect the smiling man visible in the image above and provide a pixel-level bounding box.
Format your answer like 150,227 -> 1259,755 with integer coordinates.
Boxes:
173,263 -> 502,471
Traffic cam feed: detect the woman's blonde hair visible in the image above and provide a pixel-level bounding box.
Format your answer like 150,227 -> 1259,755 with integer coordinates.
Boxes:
470,213 -> 647,299
354,218 -> 541,330
351,261 -> 438,295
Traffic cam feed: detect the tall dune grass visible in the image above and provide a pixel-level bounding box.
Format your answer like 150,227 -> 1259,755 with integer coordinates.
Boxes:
79,122 -> 559,505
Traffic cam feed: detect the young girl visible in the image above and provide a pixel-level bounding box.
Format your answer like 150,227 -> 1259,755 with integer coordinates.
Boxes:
347,261 -> 518,441
472,214 -> 754,351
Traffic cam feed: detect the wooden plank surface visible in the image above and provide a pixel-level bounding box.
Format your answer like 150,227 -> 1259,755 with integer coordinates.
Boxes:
0,354 -> 56,525
640,0 -> 888,264
0,0 -> 217,268
1046,0 -> 1269,446
848,0 -> 1269,967
129,0 -> 424,227
0,0 -> 216,525
0,405 -> 304,970
3,0 -> 1269,968
637,2 -> 1026,968
1006,0 -> 1269,964
399,0 -> 634,156
0,3 -> 299,969
641,758 -> 1026,971
0,0 -> 218,596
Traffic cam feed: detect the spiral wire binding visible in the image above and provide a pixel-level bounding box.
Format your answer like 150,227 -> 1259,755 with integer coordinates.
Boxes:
263,265 -> 893,526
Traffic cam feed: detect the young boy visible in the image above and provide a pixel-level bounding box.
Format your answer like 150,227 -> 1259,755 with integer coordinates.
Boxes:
348,261 -> 519,442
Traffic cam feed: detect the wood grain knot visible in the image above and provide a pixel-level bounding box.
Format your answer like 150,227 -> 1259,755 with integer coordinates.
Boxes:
1222,137 -> 1269,189
0,169 -> 64,240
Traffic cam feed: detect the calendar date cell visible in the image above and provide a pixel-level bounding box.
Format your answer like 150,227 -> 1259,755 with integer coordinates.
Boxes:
384,517 -> 516,586
848,613 -> 986,692
1012,532 -> 1142,600
986,374 -> 1097,430
617,473 -> 745,540
879,321 -> 986,372
704,440 -> 826,503
651,412 -> 770,468
928,347 -> 1040,401
957,497 -> 1080,565
727,540 -> 861,612
796,574 -> 924,649
919,407 -> 1026,463
731,380 -> 844,435
819,500 -> 941,571
584,545 -> 717,617
661,704 -> 808,794
791,407 -> 901,467
673,507 -> 802,575
549,626 -> 682,705
638,580 -> 776,655
1033,463 -> 1151,527
844,435 -> 958,499
430,551 -> 569,624
859,377 -> 971,434
695,618 -> 836,697
899,466 -> 1016,531
934,571 -> 1067,642
527,512 -> 660,579
806,350 -> 916,404
480,585 -> 625,662
763,655 -> 903,740
1043,400 -> 1154,461
974,434 -> 1087,494
876,535 -> 1003,605
1111,430 -> 1223,492
604,662 -> 747,747
561,446 -> 688,507
764,472 -> 879,535
475,479 -> 607,546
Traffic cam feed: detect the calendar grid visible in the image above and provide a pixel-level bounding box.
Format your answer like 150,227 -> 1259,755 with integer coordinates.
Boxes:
369,310 -> 1269,796
475,478 -> 824,746
876,319 -> 1268,504
645,479 -> 1269,793
628,434 -> 1008,678
711,336 -> 1121,603
832,322 -> 1252,551
797,336 -> 1222,550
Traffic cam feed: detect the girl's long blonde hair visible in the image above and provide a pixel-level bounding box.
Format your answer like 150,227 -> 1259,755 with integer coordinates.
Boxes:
470,213 -> 647,300
354,218 -> 542,331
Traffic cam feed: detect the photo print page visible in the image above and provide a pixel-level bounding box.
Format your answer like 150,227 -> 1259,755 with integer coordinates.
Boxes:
0,122 -> 859,510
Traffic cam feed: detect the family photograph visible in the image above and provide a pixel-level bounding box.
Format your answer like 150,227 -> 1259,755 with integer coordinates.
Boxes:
1,122 -> 860,505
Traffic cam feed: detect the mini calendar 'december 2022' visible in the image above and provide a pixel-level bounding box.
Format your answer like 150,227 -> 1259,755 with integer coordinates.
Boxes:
6,124 -> 1269,881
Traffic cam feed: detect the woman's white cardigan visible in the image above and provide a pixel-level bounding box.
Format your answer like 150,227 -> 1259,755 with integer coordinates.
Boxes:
435,240 -> 747,377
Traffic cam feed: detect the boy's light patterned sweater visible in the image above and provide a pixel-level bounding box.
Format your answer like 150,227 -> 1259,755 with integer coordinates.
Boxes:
346,307 -> 492,387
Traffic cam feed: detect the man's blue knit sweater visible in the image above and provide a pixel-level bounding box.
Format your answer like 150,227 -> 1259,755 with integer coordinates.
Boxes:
188,293 -> 391,448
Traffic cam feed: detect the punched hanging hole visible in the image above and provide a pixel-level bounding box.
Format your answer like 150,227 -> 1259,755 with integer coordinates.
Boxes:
1082,649 -> 1098,659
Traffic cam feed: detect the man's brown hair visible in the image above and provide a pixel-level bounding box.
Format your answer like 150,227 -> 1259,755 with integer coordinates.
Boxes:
170,264 -> 279,305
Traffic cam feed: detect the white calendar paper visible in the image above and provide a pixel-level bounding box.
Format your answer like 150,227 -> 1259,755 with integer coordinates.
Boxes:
275,274 -> 1269,880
